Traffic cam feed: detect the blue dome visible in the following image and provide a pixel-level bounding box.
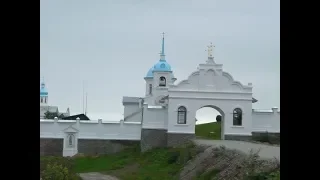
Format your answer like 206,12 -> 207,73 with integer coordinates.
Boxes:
145,67 -> 154,78
153,60 -> 172,72
40,82 -> 48,97
145,60 -> 174,78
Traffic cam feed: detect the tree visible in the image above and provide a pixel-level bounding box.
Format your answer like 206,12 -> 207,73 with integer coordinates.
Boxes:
58,114 -> 65,119
216,115 -> 222,122
44,111 -> 59,119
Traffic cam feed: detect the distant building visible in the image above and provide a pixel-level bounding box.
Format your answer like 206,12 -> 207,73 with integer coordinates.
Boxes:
40,80 -> 70,119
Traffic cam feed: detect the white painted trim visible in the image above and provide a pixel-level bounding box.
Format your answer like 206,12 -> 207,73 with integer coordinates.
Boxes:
168,90 -> 252,95
175,104 -> 189,111
40,136 -> 63,139
123,122 -> 141,125
167,131 -> 194,134
231,126 -> 244,129
58,120 -> 76,123
170,96 -> 252,101
252,130 -> 280,133
78,137 -> 141,140
174,124 -> 189,126
225,133 -> 252,136
148,105 -> 163,109
40,120 -> 54,122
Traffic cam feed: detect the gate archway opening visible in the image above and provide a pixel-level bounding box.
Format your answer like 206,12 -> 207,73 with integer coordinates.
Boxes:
195,105 -> 224,140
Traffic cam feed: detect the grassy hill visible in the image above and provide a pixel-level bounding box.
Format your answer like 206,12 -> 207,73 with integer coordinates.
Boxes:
195,122 -> 221,140
40,143 -> 280,180
41,143 -> 205,180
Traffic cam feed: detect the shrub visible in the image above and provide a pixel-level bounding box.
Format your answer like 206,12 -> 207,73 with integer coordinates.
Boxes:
167,151 -> 180,164
216,115 -> 221,122
40,157 -> 81,180
267,170 -> 280,180
40,156 -> 74,173
42,163 -> 80,180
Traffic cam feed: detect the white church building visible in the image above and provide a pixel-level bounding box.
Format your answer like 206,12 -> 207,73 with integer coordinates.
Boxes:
40,36 -> 280,156
40,80 -> 70,119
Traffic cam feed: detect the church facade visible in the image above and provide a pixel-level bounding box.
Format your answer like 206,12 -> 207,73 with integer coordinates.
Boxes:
40,36 -> 279,156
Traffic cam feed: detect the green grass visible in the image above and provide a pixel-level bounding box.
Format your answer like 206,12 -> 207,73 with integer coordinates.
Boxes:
195,122 -> 221,140
64,143 -> 200,180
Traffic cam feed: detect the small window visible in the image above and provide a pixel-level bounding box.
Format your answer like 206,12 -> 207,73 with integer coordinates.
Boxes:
233,108 -> 242,126
159,76 -> 166,86
44,97 -> 47,103
149,84 -> 152,94
41,97 -> 43,103
177,106 -> 187,124
160,63 -> 165,68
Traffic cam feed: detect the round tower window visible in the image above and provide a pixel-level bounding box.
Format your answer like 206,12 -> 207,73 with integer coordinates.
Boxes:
160,64 -> 165,68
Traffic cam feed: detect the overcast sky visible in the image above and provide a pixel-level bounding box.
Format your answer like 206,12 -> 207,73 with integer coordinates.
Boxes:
40,0 -> 280,123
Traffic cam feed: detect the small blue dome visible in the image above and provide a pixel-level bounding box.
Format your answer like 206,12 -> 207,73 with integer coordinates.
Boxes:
153,60 -> 172,72
145,67 -> 154,78
144,60 -> 172,78
40,82 -> 48,97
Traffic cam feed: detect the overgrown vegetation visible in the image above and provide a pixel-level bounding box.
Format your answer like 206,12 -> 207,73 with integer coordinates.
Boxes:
40,156 -> 81,180
195,122 -> 221,140
182,146 -> 280,180
40,142 -> 207,180
40,143 -> 280,180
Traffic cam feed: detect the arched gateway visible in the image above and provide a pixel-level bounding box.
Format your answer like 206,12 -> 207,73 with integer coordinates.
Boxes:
138,36 -> 257,151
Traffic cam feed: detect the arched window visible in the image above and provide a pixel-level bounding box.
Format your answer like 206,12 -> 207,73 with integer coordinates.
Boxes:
149,84 -> 152,94
41,97 -> 43,103
233,108 -> 242,126
177,106 -> 187,124
159,76 -> 166,87
68,134 -> 74,147
44,97 -> 47,103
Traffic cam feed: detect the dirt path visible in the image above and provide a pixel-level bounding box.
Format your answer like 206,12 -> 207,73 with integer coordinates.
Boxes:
79,172 -> 119,180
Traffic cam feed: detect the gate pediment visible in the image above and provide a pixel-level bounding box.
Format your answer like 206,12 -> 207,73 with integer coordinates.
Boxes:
171,68 -> 252,93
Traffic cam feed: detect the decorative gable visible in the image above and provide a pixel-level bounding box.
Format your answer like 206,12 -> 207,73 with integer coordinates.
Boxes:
171,68 -> 252,93
63,126 -> 79,133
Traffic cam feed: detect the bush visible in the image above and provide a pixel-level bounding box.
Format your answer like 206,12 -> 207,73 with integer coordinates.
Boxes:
167,151 -> 180,164
40,156 -> 81,180
216,115 -> 221,122
40,156 -> 74,173
266,170 -> 280,180
42,163 -> 80,180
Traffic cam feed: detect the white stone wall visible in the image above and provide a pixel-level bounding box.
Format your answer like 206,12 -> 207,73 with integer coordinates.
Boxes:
123,104 -> 142,122
40,119 -> 142,140
252,108 -> 280,133
142,105 -> 168,130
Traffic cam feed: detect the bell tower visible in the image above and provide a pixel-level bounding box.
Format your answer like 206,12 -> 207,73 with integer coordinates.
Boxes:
40,78 -> 49,106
